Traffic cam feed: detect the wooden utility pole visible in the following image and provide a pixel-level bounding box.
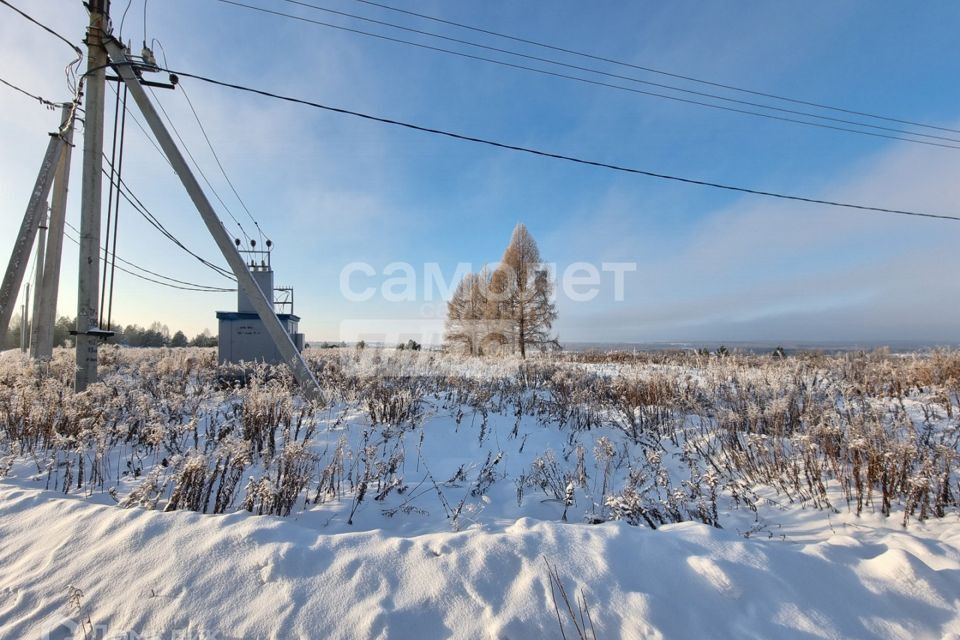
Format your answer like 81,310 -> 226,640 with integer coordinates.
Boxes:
31,105 -> 76,360
75,0 -> 110,390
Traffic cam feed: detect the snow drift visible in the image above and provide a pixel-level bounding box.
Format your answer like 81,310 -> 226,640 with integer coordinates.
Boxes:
2,484 -> 959,639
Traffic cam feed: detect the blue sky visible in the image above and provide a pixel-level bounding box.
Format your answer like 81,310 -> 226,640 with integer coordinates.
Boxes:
1,0 -> 959,345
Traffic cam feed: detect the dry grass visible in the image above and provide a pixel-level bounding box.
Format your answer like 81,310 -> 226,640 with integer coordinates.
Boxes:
0,346 -> 956,529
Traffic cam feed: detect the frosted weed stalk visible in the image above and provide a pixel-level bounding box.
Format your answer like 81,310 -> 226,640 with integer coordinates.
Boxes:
0,347 -> 957,531
544,557 -> 598,640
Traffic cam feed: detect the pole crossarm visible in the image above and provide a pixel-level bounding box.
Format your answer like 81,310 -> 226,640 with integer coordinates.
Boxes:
104,39 -> 322,401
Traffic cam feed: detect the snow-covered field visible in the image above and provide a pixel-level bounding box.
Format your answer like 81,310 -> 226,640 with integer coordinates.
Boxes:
1,347 -> 958,638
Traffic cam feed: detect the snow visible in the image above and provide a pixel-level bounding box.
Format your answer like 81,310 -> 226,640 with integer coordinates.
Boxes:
1,483 -> 959,638
1,347 -> 960,638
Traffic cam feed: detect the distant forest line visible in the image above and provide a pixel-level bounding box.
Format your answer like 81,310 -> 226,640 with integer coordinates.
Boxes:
2,315 -> 217,350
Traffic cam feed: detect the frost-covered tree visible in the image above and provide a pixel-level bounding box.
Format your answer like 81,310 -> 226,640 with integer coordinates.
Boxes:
489,223 -> 557,358
446,271 -> 487,355
191,329 -> 218,348
446,224 -> 557,357
525,268 -> 559,352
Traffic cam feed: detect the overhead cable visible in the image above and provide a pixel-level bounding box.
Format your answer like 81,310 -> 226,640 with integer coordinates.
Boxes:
63,223 -> 235,292
164,68 -> 960,223
340,0 -> 960,136
215,0 -> 960,150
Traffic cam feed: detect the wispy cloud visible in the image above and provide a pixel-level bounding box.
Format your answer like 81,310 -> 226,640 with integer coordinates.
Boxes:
553,134 -> 960,342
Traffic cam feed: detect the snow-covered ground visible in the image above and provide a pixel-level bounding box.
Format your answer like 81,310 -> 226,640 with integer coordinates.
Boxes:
1,347 -> 958,638
2,483 -> 959,639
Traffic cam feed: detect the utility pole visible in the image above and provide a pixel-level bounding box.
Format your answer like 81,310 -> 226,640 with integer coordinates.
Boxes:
20,283 -> 29,353
29,211 -> 48,353
105,40 -> 323,401
32,105 -> 76,361
0,126 -> 65,348
75,0 -> 110,390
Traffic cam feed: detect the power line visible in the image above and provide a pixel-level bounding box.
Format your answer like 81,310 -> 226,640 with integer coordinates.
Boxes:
64,221 -> 234,291
98,91 -> 265,306
108,172 -> 233,278
118,0 -> 134,41
0,0 -> 82,57
99,155 -> 237,279
214,0 -> 960,151
255,0 -> 960,147
63,221 -> 235,292
108,171 -> 237,280
179,82 -> 268,244
0,76 -> 69,108
0,74 -> 82,152
108,80 -> 172,167
0,0 -> 83,95
101,82 -> 131,329
147,85 -> 254,243
143,0 -> 150,45
343,0 -> 960,137
163,68 -> 960,223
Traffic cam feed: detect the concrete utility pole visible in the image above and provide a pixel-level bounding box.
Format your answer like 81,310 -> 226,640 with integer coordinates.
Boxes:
105,40 -> 323,401
75,0 -> 110,390
29,211 -> 48,353
0,128 -> 65,348
31,105 -> 76,360
20,283 -> 29,352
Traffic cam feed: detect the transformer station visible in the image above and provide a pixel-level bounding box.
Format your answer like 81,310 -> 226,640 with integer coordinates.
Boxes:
216,239 -> 305,365
0,5 -> 322,398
